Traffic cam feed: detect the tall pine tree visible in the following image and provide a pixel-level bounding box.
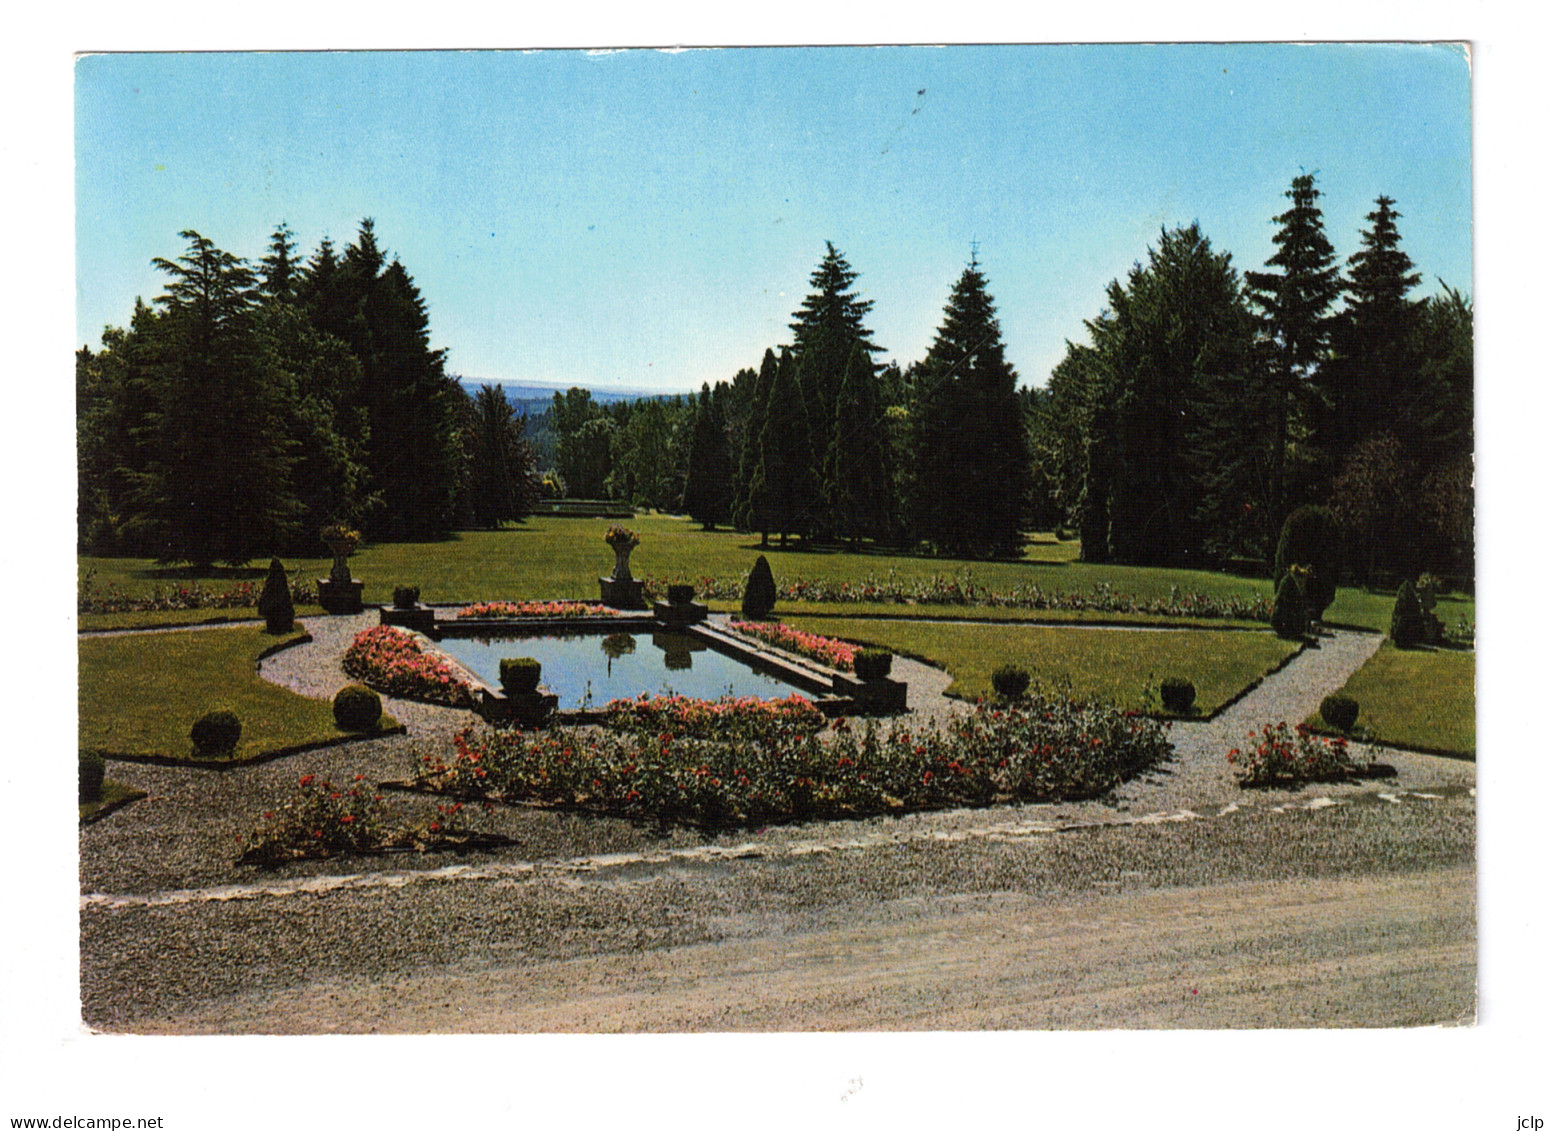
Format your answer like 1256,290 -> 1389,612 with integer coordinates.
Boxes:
681,382 -> 734,529
733,347 -> 779,543
909,257 -> 1030,558
825,342 -> 892,545
1245,173 -> 1341,516
1316,196 -> 1422,462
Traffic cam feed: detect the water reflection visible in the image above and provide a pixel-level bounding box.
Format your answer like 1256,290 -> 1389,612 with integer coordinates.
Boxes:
653,630 -> 706,671
600,632 -> 636,676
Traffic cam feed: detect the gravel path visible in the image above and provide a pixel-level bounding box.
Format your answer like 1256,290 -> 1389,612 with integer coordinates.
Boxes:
78,611 -> 1476,1031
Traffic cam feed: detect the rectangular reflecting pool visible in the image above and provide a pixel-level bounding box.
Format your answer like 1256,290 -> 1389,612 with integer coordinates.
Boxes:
435,630 -> 810,709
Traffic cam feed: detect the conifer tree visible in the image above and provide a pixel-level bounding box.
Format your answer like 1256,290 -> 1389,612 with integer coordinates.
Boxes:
130,230 -> 302,565
757,347 -> 811,545
682,383 -> 734,529
259,223 -> 301,304
1245,174 -> 1341,516
1317,196 -> 1423,460
825,342 -> 892,545
909,257 -> 1029,557
733,348 -> 779,543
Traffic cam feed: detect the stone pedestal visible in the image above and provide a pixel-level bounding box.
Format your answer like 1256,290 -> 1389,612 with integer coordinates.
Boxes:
598,576 -> 646,610
479,687 -> 559,729
380,603 -> 437,635
832,673 -> 908,715
316,577 -> 365,615
653,599 -> 708,629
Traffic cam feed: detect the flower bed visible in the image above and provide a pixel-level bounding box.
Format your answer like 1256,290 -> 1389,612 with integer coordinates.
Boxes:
238,773 -> 509,867
78,571 -> 314,615
645,571 -> 1273,622
1228,722 -> 1374,786
454,600 -> 617,620
603,693 -> 825,739
728,620 -> 858,670
413,695 -> 1172,829
343,626 -> 476,707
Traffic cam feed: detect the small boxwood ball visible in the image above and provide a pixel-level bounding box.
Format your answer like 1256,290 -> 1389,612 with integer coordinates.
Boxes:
1160,677 -> 1196,714
333,684 -> 383,731
500,657 -> 542,695
190,709 -> 241,756
990,664 -> 1031,700
1320,694 -> 1360,731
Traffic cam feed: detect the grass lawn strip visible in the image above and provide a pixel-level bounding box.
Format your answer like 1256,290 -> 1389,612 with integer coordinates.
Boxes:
1304,641 -> 1475,758
79,625 -> 400,764
79,779 -> 148,824
784,616 -> 1302,712
79,606 -> 328,632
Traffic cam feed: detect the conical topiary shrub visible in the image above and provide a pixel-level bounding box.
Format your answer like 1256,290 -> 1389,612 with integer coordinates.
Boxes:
742,555 -> 777,620
256,558 -> 295,633
1390,578 -> 1427,648
1270,569 -> 1309,640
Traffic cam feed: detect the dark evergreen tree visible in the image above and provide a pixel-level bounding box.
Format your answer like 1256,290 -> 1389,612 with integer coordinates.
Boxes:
789,243 -> 882,535
825,342 -> 892,545
681,382 -> 734,528
1076,225 -> 1260,566
1316,196 -> 1423,461
732,348 -> 779,543
259,223 -> 301,304
467,384 -> 539,528
1245,174 -> 1341,517
909,257 -> 1030,558
1273,505 -> 1341,622
128,230 -> 302,565
757,347 -> 812,545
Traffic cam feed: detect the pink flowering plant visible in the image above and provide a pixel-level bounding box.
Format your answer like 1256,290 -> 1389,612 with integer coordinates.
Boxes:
413,692 -> 1171,830
603,693 -> 825,740
454,600 -> 617,620
729,620 -> 859,671
1227,722 -> 1374,786
343,626 -> 476,708
237,773 -> 495,868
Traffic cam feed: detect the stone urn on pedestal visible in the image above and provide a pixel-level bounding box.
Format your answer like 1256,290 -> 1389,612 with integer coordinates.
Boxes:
316,524 -> 365,614
598,524 -> 646,609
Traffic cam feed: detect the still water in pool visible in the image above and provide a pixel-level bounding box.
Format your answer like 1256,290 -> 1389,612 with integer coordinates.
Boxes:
435,631 -> 808,709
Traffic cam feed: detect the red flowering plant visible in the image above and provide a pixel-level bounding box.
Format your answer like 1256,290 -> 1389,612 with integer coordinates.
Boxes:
414,690 -> 1172,830
237,773 -> 491,868
343,626 -> 476,708
1227,721 -> 1374,787
454,600 -> 616,619
728,620 -> 859,671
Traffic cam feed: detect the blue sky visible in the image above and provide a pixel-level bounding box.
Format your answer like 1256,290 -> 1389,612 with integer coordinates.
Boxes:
76,44 -> 1470,392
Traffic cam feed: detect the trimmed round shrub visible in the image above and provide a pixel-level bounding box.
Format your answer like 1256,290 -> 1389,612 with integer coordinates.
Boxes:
741,555 -> 777,619
854,649 -> 893,681
1274,505 -> 1341,622
256,557 -> 295,633
190,709 -> 241,757
500,657 -> 542,695
79,750 -> 106,804
990,664 -> 1031,701
1321,694 -> 1360,731
332,684 -> 382,731
667,583 -> 696,604
1390,578 -> 1427,648
1160,677 -> 1196,714
392,585 -> 420,610
1270,570 -> 1309,640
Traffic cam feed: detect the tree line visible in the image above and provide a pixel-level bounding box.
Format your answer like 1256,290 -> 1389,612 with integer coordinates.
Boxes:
1030,177 -> 1471,583
77,220 -> 540,565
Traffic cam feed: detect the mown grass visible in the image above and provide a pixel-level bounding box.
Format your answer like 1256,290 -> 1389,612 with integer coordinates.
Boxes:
79,779 -> 147,823
79,626 -> 399,763
1305,641 -> 1476,758
783,616 -> 1302,711
79,605 -> 327,632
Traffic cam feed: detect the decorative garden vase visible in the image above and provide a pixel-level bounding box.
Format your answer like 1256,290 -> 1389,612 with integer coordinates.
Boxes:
611,544 -> 635,582
326,539 -> 354,584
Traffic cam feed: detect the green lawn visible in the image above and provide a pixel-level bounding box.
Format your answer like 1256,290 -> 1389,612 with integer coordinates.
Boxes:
77,514 -> 1471,634
79,625 -> 399,763
784,616 -> 1302,711
1305,641 -> 1476,758
80,779 -> 147,823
